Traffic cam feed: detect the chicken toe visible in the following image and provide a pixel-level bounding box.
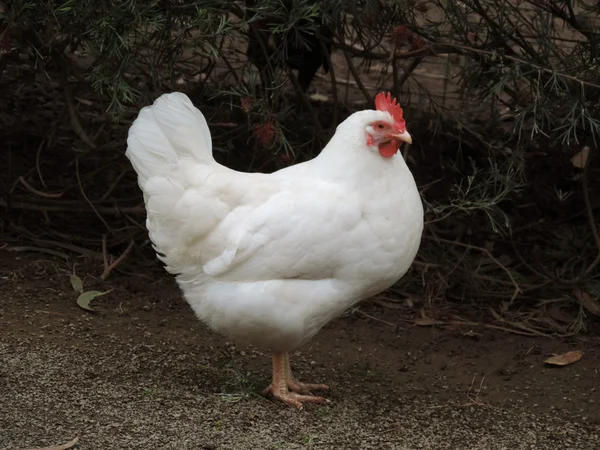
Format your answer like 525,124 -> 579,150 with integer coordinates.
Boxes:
283,352 -> 328,395
286,379 -> 329,395
265,352 -> 329,407
262,384 -> 327,409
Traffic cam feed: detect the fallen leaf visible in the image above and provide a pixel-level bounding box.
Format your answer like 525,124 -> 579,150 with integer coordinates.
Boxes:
77,290 -> 112,312
547,305 -> 576,324
570,146 -> 590,169
489,308 -> 503,321
498,106 -> 515,121
34,310 -> 64,316
69,274 -> 83,294
18,436 -> 79,450
309,93 -> 329,103
373,298 -> 403,309
413,317 -> 446,326
75,97 -> 94,106
544,350 -> 583,366
461,330 -> 481,338
573,289 -> 600,316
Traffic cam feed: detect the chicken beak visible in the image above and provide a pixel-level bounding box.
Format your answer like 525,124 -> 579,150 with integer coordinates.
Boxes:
390,131 -> 412,145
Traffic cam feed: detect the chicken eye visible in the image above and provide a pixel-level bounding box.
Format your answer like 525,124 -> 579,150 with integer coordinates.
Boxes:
376,123 -> 385,130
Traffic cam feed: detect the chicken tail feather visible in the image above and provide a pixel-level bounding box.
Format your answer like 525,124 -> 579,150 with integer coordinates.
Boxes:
126,92 -> 214,186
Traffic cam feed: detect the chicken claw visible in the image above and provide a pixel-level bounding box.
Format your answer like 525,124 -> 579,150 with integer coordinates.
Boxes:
286,379 -> 329,396
264,352 -> 329,408
262,384 -> 327,409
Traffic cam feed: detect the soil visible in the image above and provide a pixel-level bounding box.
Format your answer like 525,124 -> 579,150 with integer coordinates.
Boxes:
1,251 -> 599,450
2,5 -> 600,449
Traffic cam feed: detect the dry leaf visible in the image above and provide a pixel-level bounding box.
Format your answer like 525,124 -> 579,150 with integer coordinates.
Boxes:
498,106 -> 515,120
489,308 -> 503,321
544,350 -> 583,366
373,298 -> 403,309
570,146 -> 590,169
573,289 -> 600,316
547,305 -> 576,324
18,436 -> 79,450
309,93 -> 329,103
413,317 -> 446,326
75,97 -> 94,107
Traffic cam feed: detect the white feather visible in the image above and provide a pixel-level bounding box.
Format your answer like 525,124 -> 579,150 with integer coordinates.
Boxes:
126,92 -> 424,352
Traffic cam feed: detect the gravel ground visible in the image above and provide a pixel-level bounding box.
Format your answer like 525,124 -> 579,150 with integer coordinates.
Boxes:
1,337 -> 598,450
1,253 -> 599,450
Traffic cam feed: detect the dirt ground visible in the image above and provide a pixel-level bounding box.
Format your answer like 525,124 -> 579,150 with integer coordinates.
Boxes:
0,252 -> 599,450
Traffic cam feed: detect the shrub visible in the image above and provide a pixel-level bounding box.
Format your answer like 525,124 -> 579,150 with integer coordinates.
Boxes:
1,0 -> 599,332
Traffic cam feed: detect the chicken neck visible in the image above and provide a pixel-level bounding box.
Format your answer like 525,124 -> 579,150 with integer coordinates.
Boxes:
262,352 -> 329,409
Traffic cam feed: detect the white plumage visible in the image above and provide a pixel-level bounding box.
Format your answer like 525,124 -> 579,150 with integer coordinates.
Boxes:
126,92 -> 423,407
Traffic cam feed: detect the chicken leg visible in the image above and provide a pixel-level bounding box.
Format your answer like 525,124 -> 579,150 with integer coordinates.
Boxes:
262,352 -> 329,409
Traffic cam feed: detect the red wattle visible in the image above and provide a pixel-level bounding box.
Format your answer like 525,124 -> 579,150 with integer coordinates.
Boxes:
378,141 -> 398,157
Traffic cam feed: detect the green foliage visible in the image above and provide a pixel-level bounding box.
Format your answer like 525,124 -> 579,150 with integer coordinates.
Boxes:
4,0 -> 230,116
2,0 -> 600,327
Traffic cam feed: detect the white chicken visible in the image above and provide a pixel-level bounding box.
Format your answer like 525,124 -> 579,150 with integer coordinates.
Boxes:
126,91 -> 423,408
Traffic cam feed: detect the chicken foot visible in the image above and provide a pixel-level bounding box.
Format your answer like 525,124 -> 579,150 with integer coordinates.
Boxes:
262,352 -> 329,409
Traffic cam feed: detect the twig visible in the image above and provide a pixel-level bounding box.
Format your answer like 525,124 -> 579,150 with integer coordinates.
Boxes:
99,169 -> 126,201
101,238 -> 135,280
531,0 -> 598,57
483,323 -> 549,337
4,246 -> 69,260
334,42 -> 388,60
285,68 -> 325,143
320,38 -> 338,129
407,43 -> 600,91
335,41 -> 600,91
391,52 -> 400,98
342,51 -> 372,104
64,81 -> 96,149
17,436 -> 79,450
510,239 -> 550,282
488,309 -> 552,337
35,139 -> 48,189
199,35 -> 226,90
466,375 -> 487,406
0,198 -> 145,215
426,236 -> 521,302
76,157 -> 113,233
34,310 -> 65,316
582,150 -> 600,277
220,51 -> 241,85
102,234 -> 109,275
313,73 -> 379,91
356,309 -> 402,330
451,315 -> 554,338
123,212 -> 147,231
33,239 -> 103,260
18,176 -> 64,199
398,57 -> 422,91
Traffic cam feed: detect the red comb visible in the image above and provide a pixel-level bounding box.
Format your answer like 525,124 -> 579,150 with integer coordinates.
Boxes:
375,91 -> 406,132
